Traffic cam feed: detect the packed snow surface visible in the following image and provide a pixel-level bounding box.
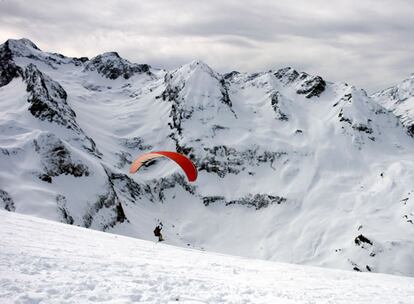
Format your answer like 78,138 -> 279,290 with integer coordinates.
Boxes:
0,210 -> 413,304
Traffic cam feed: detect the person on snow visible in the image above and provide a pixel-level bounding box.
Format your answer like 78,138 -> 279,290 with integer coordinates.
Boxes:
153,224 -> 164,242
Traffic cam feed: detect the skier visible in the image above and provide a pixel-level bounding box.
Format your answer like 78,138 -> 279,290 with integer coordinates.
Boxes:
153,224 -> 164,242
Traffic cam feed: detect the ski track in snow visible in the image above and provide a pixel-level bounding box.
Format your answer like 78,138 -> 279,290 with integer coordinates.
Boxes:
0,211 -> 413,304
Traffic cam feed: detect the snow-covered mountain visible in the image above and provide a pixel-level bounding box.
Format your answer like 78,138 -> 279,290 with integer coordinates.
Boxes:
2,210 -> 414,304
1,38 -> 414,277
372,74 -> 414,137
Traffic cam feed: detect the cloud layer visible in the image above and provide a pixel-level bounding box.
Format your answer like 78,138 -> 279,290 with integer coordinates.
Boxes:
1,0 -> 413,92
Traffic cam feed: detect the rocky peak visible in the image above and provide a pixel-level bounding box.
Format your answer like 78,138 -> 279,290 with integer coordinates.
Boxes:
223,70 -> 240,80
84,52 -> 150,79
0,40 -> 24,87
274,67 -> 326,98
274,67 -> 300,84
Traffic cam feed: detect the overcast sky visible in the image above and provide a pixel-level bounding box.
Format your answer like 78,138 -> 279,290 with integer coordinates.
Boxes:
1,0 -> 413,92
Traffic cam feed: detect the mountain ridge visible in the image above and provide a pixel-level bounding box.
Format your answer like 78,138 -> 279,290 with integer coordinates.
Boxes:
1,38 -> 414,277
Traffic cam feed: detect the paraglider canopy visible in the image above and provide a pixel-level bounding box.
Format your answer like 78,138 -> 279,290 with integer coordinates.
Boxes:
129,151 -> 198,182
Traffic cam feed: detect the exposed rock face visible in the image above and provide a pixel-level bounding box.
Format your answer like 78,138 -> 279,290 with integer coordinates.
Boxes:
270,91 -> 289,121
106,168 -> 196,204
83,183 -> 127,230
274,67 -> 300,84
23,64 -> 101,156
274,67 -> 326,98
0,190 -> 15,212
33,133 -> 89,179
203,194 -> 286,209
223,70 -> 240,80
24,64 -> 78,129
407,124 -> 414,137
352,123 -> 373,134
296,75 -> 326,98
0,40 -> 24,87
197,146 -> 286,177
157,72 -> 191,137
107,171 -> 148,202
355,234 -> 373,246
56,194 -> 74,224
84,52 -> 150,79
219,78 -> 233,107
71,167 -> 130,230
150,174 -> 196,202
121,136 -> 153,150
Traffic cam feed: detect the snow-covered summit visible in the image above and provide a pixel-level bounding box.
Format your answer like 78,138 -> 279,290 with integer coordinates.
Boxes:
178,59 -> 217,76
1,38 -> 88,69
6,38 -> 41,55
372,74 -> 414,137
374,73 -> 414,102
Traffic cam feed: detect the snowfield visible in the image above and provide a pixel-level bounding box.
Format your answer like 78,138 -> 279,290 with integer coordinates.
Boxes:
0,210 -> 413,304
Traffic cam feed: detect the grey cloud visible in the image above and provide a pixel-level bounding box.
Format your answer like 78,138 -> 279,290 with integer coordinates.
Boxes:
1,0 -> 414,92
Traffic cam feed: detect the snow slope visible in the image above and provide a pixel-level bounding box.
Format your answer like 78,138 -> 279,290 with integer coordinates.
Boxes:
1,38 -> 414,277
1,210 -> 413,304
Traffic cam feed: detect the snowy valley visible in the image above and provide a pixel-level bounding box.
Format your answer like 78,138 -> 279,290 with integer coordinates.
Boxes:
1,38 -> 414,278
